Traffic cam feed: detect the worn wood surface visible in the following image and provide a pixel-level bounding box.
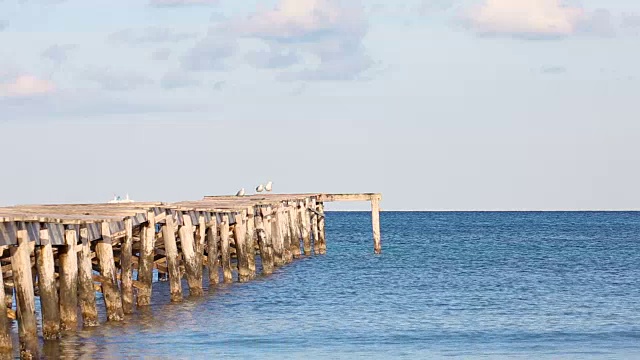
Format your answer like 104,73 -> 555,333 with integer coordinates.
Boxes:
220,214 -> 233,283
77,228 -> 98,327
162,214 -> 182,302
0,247 -> 12,352
120,219 -> 134,314
59,228 -> 79,331
96,223 -> 124,321
35,231 -> 60,339
179,214 -> 203,296
137,212 -> 155,306
11,229 -> 38,358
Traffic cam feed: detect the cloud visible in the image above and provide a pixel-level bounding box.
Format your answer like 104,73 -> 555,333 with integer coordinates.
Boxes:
0,75 -> 55,98
150,0 -> 218,7
540,66 -> 567,75
42,44 -> 77,65
466,0 -> 585,39
160,70 -> 200,89
84,69 -> 153,91
0,21 -> 7,31
109,27 -> 197,44
181,30 -> 236,71
578,9 -> 615,37
152,48 -> 172,61
235,0 -> 373,81
622,13 -> 640,29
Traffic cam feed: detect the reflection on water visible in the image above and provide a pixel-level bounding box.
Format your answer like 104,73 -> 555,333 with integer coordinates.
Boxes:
6,212 -> 640,359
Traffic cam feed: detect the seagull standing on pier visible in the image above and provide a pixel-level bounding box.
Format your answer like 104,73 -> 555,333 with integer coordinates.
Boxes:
265,181 -> 273,192
236,188 -> 245,196
256,184 -> 265,193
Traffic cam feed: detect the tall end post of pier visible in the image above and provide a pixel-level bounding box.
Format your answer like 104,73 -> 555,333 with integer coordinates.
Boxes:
371,194 -> 382,254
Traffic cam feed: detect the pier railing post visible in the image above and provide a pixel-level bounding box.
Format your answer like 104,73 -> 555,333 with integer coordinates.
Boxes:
11,226 -> 39,358
163,212 -> 183,302
0,247 -> 12,353
138,212 -> 156,306
59,226 -> 79,331
78,227 -> 99,327
97,222 -> 124,321
35,227 -> 60,339
371,195 -> 382,254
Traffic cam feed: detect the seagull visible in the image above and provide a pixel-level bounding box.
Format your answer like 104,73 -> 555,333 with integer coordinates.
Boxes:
265,181 -> 273,192
256,184 -> 265,193
236,188 -> 246,196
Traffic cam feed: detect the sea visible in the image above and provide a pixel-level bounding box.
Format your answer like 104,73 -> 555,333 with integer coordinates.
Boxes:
10,212 -> 640,359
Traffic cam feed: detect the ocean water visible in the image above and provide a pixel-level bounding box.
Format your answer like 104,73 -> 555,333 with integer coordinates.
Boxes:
16,212 -> 640,359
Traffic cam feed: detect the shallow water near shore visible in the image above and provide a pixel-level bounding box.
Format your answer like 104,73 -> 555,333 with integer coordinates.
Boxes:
11,211 -> 640,359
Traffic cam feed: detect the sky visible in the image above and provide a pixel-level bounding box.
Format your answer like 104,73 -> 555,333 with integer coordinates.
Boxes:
1,0 -> 640,211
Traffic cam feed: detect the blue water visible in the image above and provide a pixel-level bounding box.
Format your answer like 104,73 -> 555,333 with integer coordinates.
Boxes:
32,212 -> 640,358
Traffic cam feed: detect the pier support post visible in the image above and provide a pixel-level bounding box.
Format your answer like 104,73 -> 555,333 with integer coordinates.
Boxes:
59,227 -> 79,331
206,215 -> 220,287
138,212 -> 155,306
78,227 -> 98,327
179,214 -> 204,296
311,198 -> 319,255
245,208 -> 256,277
300,201 -> 311,256
0,247 -> 12,353
281,207 -> 292,264
317,202 -> 326,254
97,223 -> 124,321
11,227 -> 39,358
196,215 -> 206,283
220,214 -> 233,283
120,219 -> 134,314
35,228 -> 60,339
162,213 -> 183,302
233,212 -> 251,282
272,207 -> 285,266
288,203 -> 301,258
254,214 -> 273,275
371,195 -> 382,254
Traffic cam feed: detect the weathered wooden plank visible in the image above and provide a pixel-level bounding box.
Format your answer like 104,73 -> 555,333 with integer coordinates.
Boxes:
179,214 -> 203,296
220,214 -> 233,283
317,193 -> 380,202
0,246 -> 12,352
317,202 -> 326,254
162,213 -> 182,302
288,204 -> 301,258
254,214 -> 273,275
0,222 -> 16,246
97,223 -> 124,321
59,227 -> 79,331
206,215 -> 220,287
137,212 -> 155,306
120,218 -> 134,314
372,196 -> 381,254
11,228 -> 39,358
87,223 -> 101,241
35,228 -> 60,339
46,223 -> 65,245
78,227 -> 98,327
233,212 -> 251,282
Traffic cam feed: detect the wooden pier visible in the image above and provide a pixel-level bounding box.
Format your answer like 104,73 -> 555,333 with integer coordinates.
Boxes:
0,193 -> 381,358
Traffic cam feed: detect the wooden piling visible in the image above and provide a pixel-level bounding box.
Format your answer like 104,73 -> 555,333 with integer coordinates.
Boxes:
233,212 -> 251,282
11,228 -> 38,358
179,214 -> 204,296
97,222 -> 124,321
0,247 -> 12,352
281,207 -> 293,263
35,228 -> 60,339
206,215 -> 220,287
78,227 -> 98,327
120,219 -> 134,314
299,201 -> 312,256
220,214 -> 233,283
254,214 -> 273,275
138,212 -> 155,306
162,213 -> 183,302
371,196 -> 381,254
288,203 -> 301,258
196,215 -> 206,282
59,227 -> 79,331
271,207 -> 284,266
311,198 -> 319,255
245,208 -> 256,277
317,202 -> 326,254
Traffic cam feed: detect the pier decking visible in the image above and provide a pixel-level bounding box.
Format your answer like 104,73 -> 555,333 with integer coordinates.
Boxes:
0,193 -> 381,358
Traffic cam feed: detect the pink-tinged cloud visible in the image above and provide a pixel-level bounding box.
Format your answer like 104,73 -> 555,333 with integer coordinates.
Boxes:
468,0 -> 585,38
150,0 -> 218,6
0,75 -> 55,97
240,0 -> 365,39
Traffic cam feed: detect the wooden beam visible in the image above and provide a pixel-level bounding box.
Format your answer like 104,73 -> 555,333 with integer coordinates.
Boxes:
317,193 -> 381,202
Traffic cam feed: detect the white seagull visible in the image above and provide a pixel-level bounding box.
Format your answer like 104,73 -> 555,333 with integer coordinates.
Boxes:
265,181 -> 273,192
236,188 -> 246,196
256,184 -> 265,193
